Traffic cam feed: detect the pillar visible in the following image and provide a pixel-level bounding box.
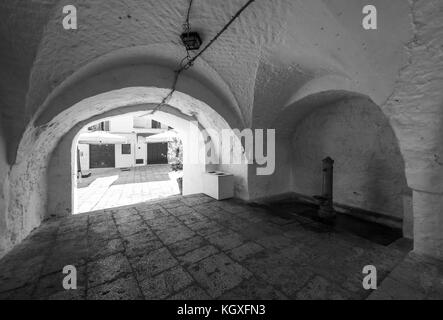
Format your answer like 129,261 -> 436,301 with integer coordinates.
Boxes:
413,190 -> 443,259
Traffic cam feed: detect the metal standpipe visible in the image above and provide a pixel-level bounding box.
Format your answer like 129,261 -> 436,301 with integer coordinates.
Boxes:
315,157 -> 336,220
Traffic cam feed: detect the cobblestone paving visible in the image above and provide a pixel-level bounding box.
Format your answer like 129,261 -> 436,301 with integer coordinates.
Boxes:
0,194 -> 429,300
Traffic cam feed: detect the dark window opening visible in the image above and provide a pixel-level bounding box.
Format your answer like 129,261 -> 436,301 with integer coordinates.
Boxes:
152,120 -> 161,129
88,121 -> 110,132
122,144 -> 131,155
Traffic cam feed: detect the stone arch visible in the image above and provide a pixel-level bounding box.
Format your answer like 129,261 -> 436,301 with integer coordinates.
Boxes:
249,89 -> 409,234
41,87 -> 249,219
8,55 -> 248,248
33,45 -> 244,129
290,93 -> 409,229
49,102 -> 238,217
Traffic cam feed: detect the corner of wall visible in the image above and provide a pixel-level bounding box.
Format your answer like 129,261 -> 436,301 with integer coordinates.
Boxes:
0,115 -> 12,259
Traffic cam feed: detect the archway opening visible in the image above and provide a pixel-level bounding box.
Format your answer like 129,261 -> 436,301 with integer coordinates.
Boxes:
5,55 -> 249,254
73,112 -> 185,214
292,98 -> 409,235
43,87 -> 249,219
253,91 -> 411,246
291,95 -> 409,243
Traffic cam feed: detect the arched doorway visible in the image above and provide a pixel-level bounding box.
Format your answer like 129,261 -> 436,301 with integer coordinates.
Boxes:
9,71 -> 248,248
254,90 -> 410,243
42,88 -> 249,218
72,112 -> 186,214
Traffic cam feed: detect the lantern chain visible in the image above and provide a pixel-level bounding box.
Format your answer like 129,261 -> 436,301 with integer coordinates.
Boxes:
147,0 -> 257,116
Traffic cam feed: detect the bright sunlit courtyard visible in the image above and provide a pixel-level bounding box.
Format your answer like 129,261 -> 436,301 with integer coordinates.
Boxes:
75,165 -> 181,214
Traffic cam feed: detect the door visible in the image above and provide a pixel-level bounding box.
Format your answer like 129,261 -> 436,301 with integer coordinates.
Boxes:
90,144 -> 115,168
147,143 -> 168,164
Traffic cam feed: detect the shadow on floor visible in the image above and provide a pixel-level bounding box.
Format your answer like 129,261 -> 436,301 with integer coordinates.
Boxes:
253,199 -> 404,246
1,194 -> 436,300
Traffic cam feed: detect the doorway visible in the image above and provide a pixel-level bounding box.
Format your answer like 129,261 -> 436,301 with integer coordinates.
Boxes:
147,142 -> 168,164
89,144 -> 115,168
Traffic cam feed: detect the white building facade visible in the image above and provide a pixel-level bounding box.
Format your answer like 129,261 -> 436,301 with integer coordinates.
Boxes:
77,115 -> 171,171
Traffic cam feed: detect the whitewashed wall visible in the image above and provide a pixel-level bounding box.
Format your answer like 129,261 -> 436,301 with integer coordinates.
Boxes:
292,97 -> 408,222
115,133 -> 137,168
0,119 -> 10,258
78,144 -> 90,171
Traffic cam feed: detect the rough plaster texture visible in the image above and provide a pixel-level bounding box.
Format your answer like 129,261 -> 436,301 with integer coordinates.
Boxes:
247,136 -> 294,201
383,0 -> 443,193
381,0 -> 443,258
1,0 -> 443,259
0,0 -> 412,160
0,0 -> 59,164
0,118 -> 11,258
413,191 -> 443,259
292,97 -> 408,221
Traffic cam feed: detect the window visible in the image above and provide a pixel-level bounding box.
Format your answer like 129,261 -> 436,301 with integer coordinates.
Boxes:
102,121 -> 110,131
152,120 -> 161,129
88,121 -> 110,132
122,144 -> 131,155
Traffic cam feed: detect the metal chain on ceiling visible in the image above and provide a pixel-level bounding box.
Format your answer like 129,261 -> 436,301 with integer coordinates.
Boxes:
146,0 -> 257,116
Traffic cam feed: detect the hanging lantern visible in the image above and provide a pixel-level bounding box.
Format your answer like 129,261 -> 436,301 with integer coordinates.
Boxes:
180,31 -> 202,51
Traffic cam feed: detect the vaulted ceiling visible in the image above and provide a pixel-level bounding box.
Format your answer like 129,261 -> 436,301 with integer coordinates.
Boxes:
0,0 -> 413,163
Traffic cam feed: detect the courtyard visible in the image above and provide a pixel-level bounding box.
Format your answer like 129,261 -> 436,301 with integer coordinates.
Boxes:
75,165 -> 181,214
1,194 -> 441,300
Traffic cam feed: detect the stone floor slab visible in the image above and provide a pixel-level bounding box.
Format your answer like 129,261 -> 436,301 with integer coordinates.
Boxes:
34,266 -> 86,299
219,277 -> 288,300
296,275 -> 351,300
205,229 -> 246,251
168,285 -> 211,300
187,253 -> 252,298
155,225 -> 196,245
87,274 -> 142,300
1,194 -> 441,300
87,253 -> 132,288
227,242 -> 265,262
130,248 -> 178,281
168,236 -> 207,257
178,245 -> 219,266
123,232 -> 163,258
140,266 -> 193,299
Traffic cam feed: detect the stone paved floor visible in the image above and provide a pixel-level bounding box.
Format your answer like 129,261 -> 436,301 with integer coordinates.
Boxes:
0,194 -> 441,300
368,252 -> 443,300
76,165 -> 180,214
